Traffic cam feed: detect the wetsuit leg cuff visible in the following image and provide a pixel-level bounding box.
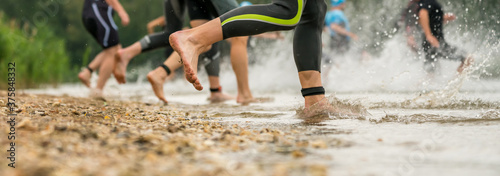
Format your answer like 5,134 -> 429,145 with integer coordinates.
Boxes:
139,36 -> 151,51
160,64 -> 171,75
210,86 -> 222,93
87,66 -> 94,73
301,87 -> 325,97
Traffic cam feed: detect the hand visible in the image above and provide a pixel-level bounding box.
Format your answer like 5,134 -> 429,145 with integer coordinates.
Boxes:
444,13 -> 456,21
147,22 -> 155,34
350,34 -> 359,41
407,36 -> 416,48
119,12 -> 130,26
426,35 -> 440,48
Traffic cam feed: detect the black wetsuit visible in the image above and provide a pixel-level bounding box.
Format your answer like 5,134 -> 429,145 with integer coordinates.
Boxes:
139,0 -> 239,77
82,0 -> 120,49
219,0 -> 327,72
418,0 -> 466,72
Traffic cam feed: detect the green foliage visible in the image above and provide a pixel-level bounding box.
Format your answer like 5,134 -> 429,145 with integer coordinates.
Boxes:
0,0 -> 166,69
0,12 -> 73,89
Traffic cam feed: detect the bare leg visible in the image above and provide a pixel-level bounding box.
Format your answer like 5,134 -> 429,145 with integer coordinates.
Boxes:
170,8 -> 328,110
207,76 -> 234,103
298,71 -> 325,108
91,45 -> 121,98
190,20 -> 240,103
226,37 -> 257,104
170,18 -> 223,91
78,50 -> 107,88
147,52 -> 183,104
114,42 -> 142,84
78,69 -> 92,88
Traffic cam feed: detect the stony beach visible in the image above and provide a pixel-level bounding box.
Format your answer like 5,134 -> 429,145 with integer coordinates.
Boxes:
1,92 -> 343,176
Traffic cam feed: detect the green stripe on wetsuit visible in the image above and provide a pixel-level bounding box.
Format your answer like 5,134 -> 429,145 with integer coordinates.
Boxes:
219,0 -> 326,72
221,0 -> 303,26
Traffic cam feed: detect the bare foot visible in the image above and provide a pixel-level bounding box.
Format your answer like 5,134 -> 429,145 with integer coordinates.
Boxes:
457,57 -> 474,73
208,92 -> 234,103
147,68 -> 168,104
78,69 -> 91,88
170,30 -> 207,91
89,88 -> 106,101
300,97 -> 366,119
113,49 -> 131,84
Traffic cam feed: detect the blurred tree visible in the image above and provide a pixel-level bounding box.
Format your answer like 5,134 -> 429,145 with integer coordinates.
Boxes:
0,12 -> 72,88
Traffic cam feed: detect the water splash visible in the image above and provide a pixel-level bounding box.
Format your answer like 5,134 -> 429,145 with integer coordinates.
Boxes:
296,96 -> 370,124
370,110 -> 500,124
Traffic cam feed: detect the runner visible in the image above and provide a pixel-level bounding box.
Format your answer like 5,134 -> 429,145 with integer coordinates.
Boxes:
418,0 -> 473,74
114,0 -> 259,104
169,0 -> 347,116
79,0 -> 129,99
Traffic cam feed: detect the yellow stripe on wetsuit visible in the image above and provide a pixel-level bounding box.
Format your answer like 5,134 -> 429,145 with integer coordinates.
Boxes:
221,0 -> 304,26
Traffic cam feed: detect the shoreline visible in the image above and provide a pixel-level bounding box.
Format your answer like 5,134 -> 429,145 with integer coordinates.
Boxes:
1,92 -> 499,176
0,93 -> 332,176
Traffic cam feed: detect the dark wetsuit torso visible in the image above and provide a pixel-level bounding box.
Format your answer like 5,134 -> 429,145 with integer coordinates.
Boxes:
82,0 -> 120,49
418,0 -> 466,72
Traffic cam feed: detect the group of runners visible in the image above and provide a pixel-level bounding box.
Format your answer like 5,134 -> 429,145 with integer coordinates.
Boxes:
79,0 -> 474,117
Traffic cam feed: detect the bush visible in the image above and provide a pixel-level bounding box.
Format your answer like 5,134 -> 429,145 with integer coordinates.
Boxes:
0,13 -> 74,89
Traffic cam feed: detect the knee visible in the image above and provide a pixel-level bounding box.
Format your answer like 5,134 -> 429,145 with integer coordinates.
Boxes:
272,1 -> 302,25
203,45 -> 213,52
312,1 -> 327,25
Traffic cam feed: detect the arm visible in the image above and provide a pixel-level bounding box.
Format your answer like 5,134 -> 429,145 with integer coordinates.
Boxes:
147,16 -> 166,34
105,0 -> 129,26
418,9 -> 439,48
330,23 -> 358,40
443,13 -> 456,24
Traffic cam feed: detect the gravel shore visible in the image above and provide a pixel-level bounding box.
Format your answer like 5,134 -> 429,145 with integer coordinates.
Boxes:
1,93 -> 339,176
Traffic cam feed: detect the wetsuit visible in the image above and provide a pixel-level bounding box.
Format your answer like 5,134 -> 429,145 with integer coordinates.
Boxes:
418,0 -> 466,72
139,0 -> 238,77
82,0 -> 120,49
219,0 -> 327,72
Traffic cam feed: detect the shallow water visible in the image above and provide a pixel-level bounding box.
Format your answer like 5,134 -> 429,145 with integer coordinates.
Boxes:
24,73 -> 500,175
22,20 -> 500,174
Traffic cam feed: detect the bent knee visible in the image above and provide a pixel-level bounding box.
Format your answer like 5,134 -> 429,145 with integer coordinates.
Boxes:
271,1 -> 303,25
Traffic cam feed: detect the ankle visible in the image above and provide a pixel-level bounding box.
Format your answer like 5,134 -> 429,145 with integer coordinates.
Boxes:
304,95 -> 326,108
185,31 -> 210,51
148,69 -> 167,79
